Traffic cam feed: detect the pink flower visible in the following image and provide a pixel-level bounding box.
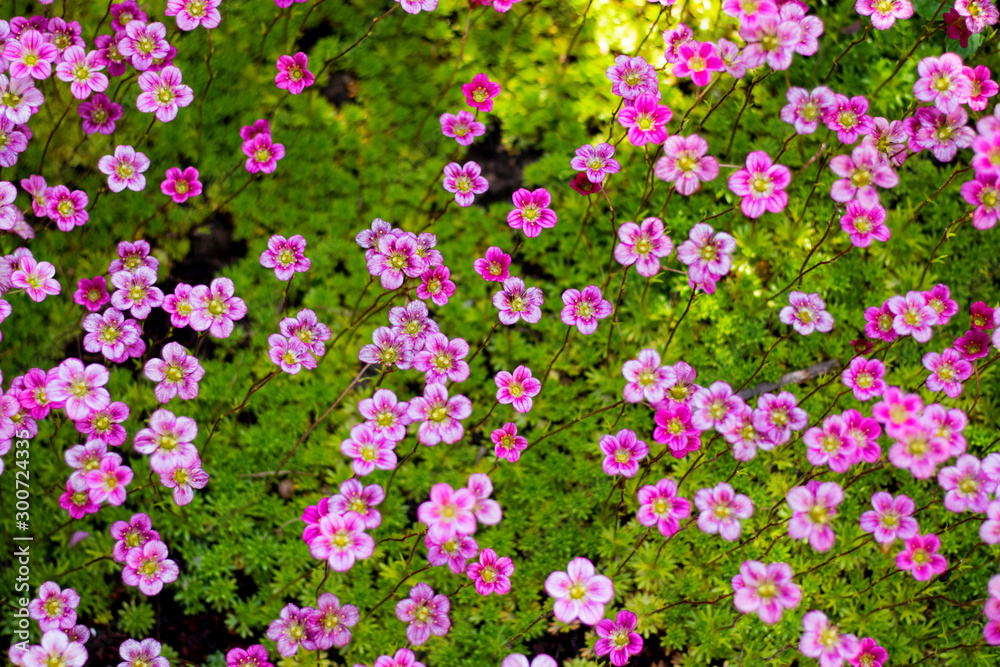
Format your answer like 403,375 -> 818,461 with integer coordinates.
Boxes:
799,610 -> 861,667
54,46 -> 108,99
653,134 -> 719,196
829,144 -> 898,203
329,479 -> 385,530
388,299 -> 439,350
190,277 -> 248,338
972,126 -> 1000,177
864,301 -> 898,342
663,23 -> 694,64
75,401 -> 130,447
474,246 -> 511,282
622,348 -> 675,404
954,0 -> 999,32
716,38 -> 746,78
133,408 -> 199,474
367,232 -> 427,290
306,594 -> 359,649
493,276 -> 544,325
242,133 -> 285,173
731,561 -> 801,624
161,166 -> 202,203
841,356 -> 886,401
462,73 -> 501,112
673,41 -> 723,86
896,533 -> 948,580
694,482 -> 753,541
723,406 -> 772,460
722,0 -> 778,26
82,308 -> 144,362
855,0 -> 913,28
260,234 -> 311,281
143,342 -> 206,403
440,110 -> 485,146
961,173 -> 1000,230
823,94 -> 875,144
780,291 -> 834,335
111,266 -> 164,319
981,501 -> 1000,544
467,548 -> 514,595
617,94 -> 672,146
358,388 -> 410,442
160,463 -> 209,506
914,53 -> 972,113
374,650 -> 426,667
414,333 -> 470,384
886,291 -> 938,342
224,645 -> 272,667
804,414 -> 859,473
4,30 -> 58,79
0,76 -> 44,126
507,188 -> 557,237
728,151 -> 791,218
872,385 -> 922,436
308,512 -> 375,571
605,55 -> 659,100
560,285 -> 612,334
840,201 -> 890,247
691,381 -> 744,433
426,533 -> 478,574
47,358 -> 111,420
110,239 -> 159,274
545,557 -> 614,625
491,422 -> 527,462
280,308 -> 330,356
495,365 -> 541,413
340,423 -> 396,476
136,66 -> 193,122
850,638 -> 888,667
395,583 -> 450,645
22,631 -> 87,667
12,257 -> 61,301
887,420 -> 950,479
740,17 -> 800,70
636,478 -> 691,536
571,143 -> 621,183
28,583 -> 80,631
442,161 -> 488,207
911,107 -> 975,162
922,347 -> 972,398
407,383 -> 472,445
165,0 -> 222,30
275,52 -> 314,94
466,473 -> 501,524
118,21 -> 169,70
162,283 -> 196,329
599,429 -> 648,477
73,276 -> 110,312
59,477 -> 101,519
594,610 -> 643,666
787,481 -> 843,552
20,174 -> 50,217
46,186 -> 89,231
859,491 -> 918,545
266,604 -> 316,657
965,65 -> 999,111
938,454 -> 994,512
110,513 -> 160,562
676,223 -> 736,283
84,454 -> 133,505
416,265 -> 455,306
862,116 -> 911,166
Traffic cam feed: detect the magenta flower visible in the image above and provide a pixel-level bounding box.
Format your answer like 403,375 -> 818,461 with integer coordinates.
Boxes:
740,17 -> 800,70
118,20 -> 169,70
855,0 -> 913,28
242,133 -> 285,174
306,593 -> 359,649
674,41 -> 723,86
190,277 -> 248,338
309,512 -> 375,571
160,463 -> 209,506
280,308 -> 330,356
594,610 -> 643,666
275,52 -> 314,94
571,143 -> 621,183
829,144 -> 898,203
863,116 -> 911,166
653,402 -> 703,458
260,234 -> 311,281
22,631 -> 87,667
888,421 -> 951,479
442,161 -> 488,207
117,639 -> 168,667
859,492 -> 918,545
59,477 -> 101,519
28,583 -> 80,631
911,107 -> 975,162
266,604 -> 316,657
922,347 -> 973,397
615,217 -> 675,279
636,478 -> 691,536
955,329 -> 990,361
367,232 -> 428,290
165,0 -> 222,29
896,533 -> 948,581
914,53 -> 972,113
55,46 -> 108,99
143,342 -> 205,403
46,186 -> 89,231
73,276 -> 110,312
981,501 -> 1000,544
717,38 -> 746,78
731,561 -> 801,624
111,266 -> 164,319
358,388 -> 410,442
507,188 -> 557,237
84,454 -> 133,505
491,422 -> 527,462
12,257 -> 61,302
110,513 -> 160,562
663,23 -> 695,63
388,299 -> 439,351
599,429 -> 648,477
374,650 -> 426,667
840,201 -> 890,247
426,533 -> 478,574
407,383 -> 472,445
340,423 -> 396,476
462,73 -> 501,112
110,239 -> 159,274
799,611 -> 861,667
4,30 -> 58,79
939,454 -> 994,512
751,391 -> 807,445
787,481 -> 843,552
617,94 -> 672,146
961,173 -> 1000,230
545,557 -> 614,625
493,276 -> 544,325
864,302 -> 897,342
954,0 -> 999,31
467,548 -> 514,595
473,246 -> 511,282
163,283 -> 196,329
395,583 -> 450,645
136,66 -> 193,122
823,94 -> 875,144
440,110 -> 485,146
654,134 -> 719,196
850,638 -> 888,667
728,151 -> 791,218
964,64 -> 999,110
694,482 -> 753,541
690,381 -> 744,433
622,348 -> 675,404
47,358 -> 110,420
779,291 -> 835,335
83,308 -> 144,362
0,117 -> 26,167
841,356 -> 886,401
416,265 -> 455,306
722,0 -> 778,28
414,333 -> 469,385
0,76 -> 44,126
133,408 -> 199,474
21,174 -> 50,217
359,326 -> 414,370
723,406 -> 772,461
225,646 -> 273,667
605,55 -> 659,100
75,401 -> 130,447
560,285 -> 612,334
495,365 -> 541,413
804,414 -> 859,473
971,301 -> 996,330
160,166 -> 202,203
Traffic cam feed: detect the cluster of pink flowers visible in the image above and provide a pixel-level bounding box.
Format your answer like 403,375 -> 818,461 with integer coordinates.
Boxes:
266,596 -> 360,656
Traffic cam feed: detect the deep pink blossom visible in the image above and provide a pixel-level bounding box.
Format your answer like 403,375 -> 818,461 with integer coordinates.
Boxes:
493,276 -> 544,325
414,333 -> 469,384
911,107 -> 975,162
118,21 -> 169,71
840,200 -> 890,247
275,52 -> 314,94
855,0 -> 913,28
266,604 -> 316,657
896,533 -> 948,580
260,234 -> 311,281
474,246 -> 511,282
751,391 -> 807,445
462,73 -> 501,112
961,173 -> 1000,229
110,266 -> 164,319
622,348 -> 675,404
467,548 -> 514,596
571,143 -> 621,183
841,356 -> 886,401
442,161 -> 488,207
242,133 -> 285,173
136,66 -> 193,122
306,594 -> 359,649
829,144 -> 898,203
407,383 -> 472,445
728,151 -> 791,218
82,308 -> 144,362
416,265 -> 455,306
28,583 -> 80,632
594,610 -> 643,666
161,167 -> 202,203
55,46 -> 108,99
599,429 -> 648,477
73,276 -> 110,312
914,53 -> 972,113
46,186 -> 89,231
637,478 -> 691,536
4,30 -> 58,79
673,41 -> 723,86
605,55 -> 659,100
491,422 -> 527,462
860,492 -> 918,544
886,291 -> 936,342
308,512 -> 374,571
939,454 -> 994,512
824,94 -> 875,144
804,414 -> 859,473
12,257 -> 61,302
740,17 -> 800,70
340,423 -> 396,476
507,188 -> 557,237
